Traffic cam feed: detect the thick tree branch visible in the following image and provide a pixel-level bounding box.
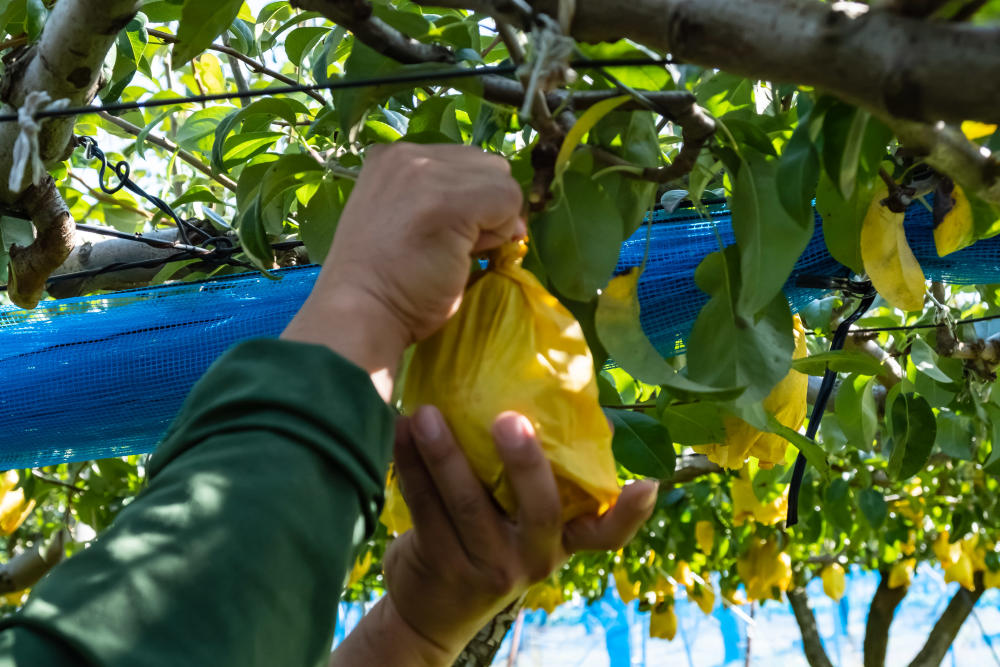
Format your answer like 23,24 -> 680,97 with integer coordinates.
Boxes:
788,588 -> 834,667
97,112 -> 238,192
0,0 -> 142,306
453,599 -> 523,667
907,571 -> 985,667
8,177 -> 74,308
864,570 -> 908,667
0,529 -> 66,595
888,119 -> 1000,205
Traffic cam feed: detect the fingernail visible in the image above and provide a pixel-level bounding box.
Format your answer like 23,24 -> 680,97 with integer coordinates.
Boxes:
495,413 -> 533,448
637,481 -> 659,510
414,406 -> 442,442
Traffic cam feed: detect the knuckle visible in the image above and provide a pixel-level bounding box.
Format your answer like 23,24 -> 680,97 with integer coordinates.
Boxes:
451,491 -> 487,524
481,564 -> 516,597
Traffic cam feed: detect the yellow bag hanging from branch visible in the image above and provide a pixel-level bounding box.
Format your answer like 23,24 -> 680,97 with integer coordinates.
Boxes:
400,241 -> 620,523
694,314 -> 808,470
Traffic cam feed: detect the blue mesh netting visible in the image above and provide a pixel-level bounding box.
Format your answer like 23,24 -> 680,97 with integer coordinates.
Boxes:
1,199 -> 998,468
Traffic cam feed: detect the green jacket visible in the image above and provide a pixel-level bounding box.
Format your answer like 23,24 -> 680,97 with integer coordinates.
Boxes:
0,340 -> 395,666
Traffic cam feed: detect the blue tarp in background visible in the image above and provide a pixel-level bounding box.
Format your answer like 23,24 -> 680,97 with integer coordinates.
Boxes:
3,200 -> 1000,468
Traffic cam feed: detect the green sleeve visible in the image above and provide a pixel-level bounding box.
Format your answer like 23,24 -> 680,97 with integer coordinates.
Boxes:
0,339 -> 395,667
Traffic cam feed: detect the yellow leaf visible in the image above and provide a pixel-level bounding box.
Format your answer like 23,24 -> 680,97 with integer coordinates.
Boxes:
821,563 -> 846,601
193,53 -> 228,95
347,550 -> 373,587
889,559 -> 915,589
961,121 -> 997,141
695,520 -> 715,554
933,182 -> 974,257
403,242 -> 620,522
237,2 -> 255,22
554,95 -> 631,182
860,186 -> 925,311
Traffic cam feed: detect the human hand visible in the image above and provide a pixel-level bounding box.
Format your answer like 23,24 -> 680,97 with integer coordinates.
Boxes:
282,143 -> 525,400
381,406 -> 658,662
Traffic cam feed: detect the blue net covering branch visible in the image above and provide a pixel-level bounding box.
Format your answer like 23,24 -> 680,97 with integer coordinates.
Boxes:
0,199 -> 996,469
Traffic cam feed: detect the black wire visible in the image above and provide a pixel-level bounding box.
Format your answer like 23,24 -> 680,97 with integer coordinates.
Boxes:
850,313 -> 1000,333
786,284 -> 877,528
0,58 -> 675,124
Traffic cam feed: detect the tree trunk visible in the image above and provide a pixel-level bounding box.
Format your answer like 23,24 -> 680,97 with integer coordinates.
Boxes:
907,572 -> 985,667
864,570 -> 908,667
788,587 -> 834,667
452,599 -> 523,667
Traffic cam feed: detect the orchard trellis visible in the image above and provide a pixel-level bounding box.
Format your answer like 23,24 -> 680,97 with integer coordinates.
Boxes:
2,1 -> 1000,666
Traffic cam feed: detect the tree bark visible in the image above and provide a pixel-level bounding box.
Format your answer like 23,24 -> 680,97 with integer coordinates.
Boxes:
0,529 -> 66,594
453,599 -> 522,667
863,571 -> 908,667
0,0 -> 142,306
423,0 -> 1000,125
788,587 -> 835,667
907,572 -> 985,667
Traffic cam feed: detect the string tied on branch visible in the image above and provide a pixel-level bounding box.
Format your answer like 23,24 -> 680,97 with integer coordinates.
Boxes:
9,91 -> 69,193
517,10 -> 576,120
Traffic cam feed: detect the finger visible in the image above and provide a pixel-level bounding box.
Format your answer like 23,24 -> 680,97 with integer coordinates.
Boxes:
392,417 -> 462,557
562,480 -> 659,553
493,412 -> 564,580
410,405 -> 507,560
470,216 -> 526,253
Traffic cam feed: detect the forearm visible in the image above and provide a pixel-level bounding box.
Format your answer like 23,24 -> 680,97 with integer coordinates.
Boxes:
0,340 -> 396,666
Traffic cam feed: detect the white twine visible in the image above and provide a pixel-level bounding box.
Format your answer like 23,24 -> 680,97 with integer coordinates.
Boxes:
517,14 -> 577,120
9,91 -> 70,193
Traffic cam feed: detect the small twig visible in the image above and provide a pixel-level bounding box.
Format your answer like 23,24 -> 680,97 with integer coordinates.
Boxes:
30,470 -> 84,495
0,34 -> 27,52
97,112 -> 237,192
147,29 -> 327,105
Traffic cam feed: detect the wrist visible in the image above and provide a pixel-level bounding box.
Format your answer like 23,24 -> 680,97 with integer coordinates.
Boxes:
330,596 -> 457,667
281,283 -> 410,402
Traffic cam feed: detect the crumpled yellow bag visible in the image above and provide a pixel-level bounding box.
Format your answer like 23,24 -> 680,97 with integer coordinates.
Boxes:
390,241 -> 620,527
694,314 -> 808,469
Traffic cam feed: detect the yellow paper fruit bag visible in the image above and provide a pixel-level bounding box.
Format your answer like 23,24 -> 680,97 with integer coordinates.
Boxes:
401,241 -> 620,522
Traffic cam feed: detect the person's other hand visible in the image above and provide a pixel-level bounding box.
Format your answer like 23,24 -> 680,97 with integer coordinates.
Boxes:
282,144 -> 524,399
382,406 -> 658,661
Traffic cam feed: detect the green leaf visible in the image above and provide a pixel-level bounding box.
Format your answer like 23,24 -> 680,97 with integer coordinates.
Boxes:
284,26 -> 329,69
887,394 -> 937,480
935,411 -> 975,460
595,267 -> 744,400
606,409 -> 676,479
533,167 -> 623,302
767,417 -> 830,480
257,153 -> 325,207
173,0 -> 243,66
910,337 -> 954,383
792,350 -> 886,376
299,176 -> 352,263
777,120 -> 820,221
816,170 -> 873,274
658,401 -> 727,446
210,98 -> 308,173
984,404 -> 1000,474
406,97 -> 461,143
221,131 -> 283,166
685,246 -> 795,403
731,152 -> 813,317
236,196 -> 273,270
821,103 -> 869,200
834,374 -> 878,449
858,488 -> 887,529
176,106 -> 237,153
24,0 -> 44,40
